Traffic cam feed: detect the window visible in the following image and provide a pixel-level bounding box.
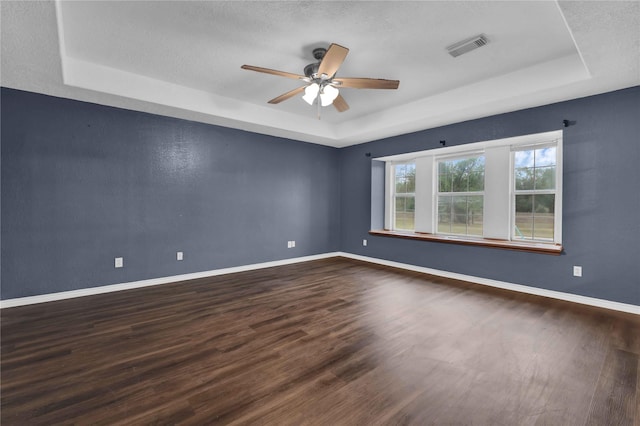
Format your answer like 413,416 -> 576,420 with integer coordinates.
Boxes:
376,130 -> 563,252
437,156 -> 485,237
392,163 -> 415,231
513,146 -> 557,241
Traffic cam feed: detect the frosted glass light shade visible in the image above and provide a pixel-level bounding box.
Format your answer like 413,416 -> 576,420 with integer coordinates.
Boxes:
302,83 -> 320,105
319,85 -> 339,106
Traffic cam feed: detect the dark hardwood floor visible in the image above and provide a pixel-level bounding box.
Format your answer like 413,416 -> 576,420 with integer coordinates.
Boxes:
1,257 -> 639,425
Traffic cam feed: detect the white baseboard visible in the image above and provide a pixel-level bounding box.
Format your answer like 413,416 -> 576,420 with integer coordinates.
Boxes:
2,251 -> 638,315
0,252 -> 340,309
336,252 -> 640,315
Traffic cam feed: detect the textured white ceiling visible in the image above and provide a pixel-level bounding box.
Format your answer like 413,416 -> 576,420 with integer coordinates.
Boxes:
2,1 -> 639,147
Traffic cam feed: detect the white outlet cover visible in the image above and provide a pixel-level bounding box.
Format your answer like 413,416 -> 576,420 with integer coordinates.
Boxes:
291,241 -> 295,248
115,257 -> 123,268
363,239 -> 368,246
177,251 -> 183,260
573,266 -> 582,277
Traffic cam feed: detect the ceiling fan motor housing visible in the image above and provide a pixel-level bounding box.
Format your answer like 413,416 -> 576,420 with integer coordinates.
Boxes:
304,63 -> 320,78
312,47 -> 327,60
305,47 -> 328,78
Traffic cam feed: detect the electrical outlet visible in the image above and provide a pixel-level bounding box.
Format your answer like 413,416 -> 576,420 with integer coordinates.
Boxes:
573,266 -> 582,277
177,251 -> 183,261
115,257 -> 123,268
363,239 -> 367,246
291,240 -> 295,248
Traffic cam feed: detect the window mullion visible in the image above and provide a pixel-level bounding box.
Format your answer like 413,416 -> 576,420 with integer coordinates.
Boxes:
384,162 -> 393,230
484,146 -> 511,240
414,156 -> 433,233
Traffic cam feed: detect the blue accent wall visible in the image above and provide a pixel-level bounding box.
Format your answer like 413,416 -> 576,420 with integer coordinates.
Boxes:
340,86 -> 640,306
2,86 -> 639,306
1,88 -> 340,299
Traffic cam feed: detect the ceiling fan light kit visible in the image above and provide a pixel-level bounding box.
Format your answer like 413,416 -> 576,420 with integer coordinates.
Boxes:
302,83 -> 320,105
320,85 -> 340,106
241,43 -> 400,117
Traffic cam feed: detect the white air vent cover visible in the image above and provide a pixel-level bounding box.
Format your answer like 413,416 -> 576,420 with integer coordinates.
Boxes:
447,34 -> 488,58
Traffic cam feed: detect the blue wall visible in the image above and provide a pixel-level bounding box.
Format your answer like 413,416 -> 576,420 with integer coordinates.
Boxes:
340,86 -> 640,306
1,88 -> 340,299
2,86 -> 639,305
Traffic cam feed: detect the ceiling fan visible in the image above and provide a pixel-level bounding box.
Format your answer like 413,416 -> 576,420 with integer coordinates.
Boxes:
241,43 -> 399,117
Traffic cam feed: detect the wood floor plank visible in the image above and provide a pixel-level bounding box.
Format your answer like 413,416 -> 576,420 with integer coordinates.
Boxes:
586,348 -> 639,426
1,257 -> 638,425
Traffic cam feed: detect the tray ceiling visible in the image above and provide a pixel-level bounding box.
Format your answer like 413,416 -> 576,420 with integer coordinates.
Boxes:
2,1 -> 638,147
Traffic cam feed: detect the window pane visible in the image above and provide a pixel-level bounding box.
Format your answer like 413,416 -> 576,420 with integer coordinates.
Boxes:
515,194 -> 533,239
395,164 -> 415,194
515,147 -> 556,191
535,147 -> 556,167
468,171 -> 485,192
395,165 -> 406,193
394,196 -> 415,231
453,195 -> 466,235
515,167 -> 534,190
395,197 -> 404,229
533,194 -> 555,240
439,156 -> 485,193
395,196 -> 404,212
514,150 -> 534,168
439,173 -> 451,192
437,195 -> 484,236
438,161 -> 450,175
534,166 -> 555,190
437,195 -> 452,233
452,173 -> 466,192
467,195 -> 484,236
407,196 -> 415,212
405,164 -> 416,193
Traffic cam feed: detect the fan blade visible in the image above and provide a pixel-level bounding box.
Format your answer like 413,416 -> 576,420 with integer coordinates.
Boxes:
332,94 -> 349,112
268,86 -> 306,104
241,65 -> 305,80
333,77 -> 400,90
317,44 -> 349,77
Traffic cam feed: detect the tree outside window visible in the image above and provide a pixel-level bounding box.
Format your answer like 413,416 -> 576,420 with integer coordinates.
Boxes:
514,147 -> 556,241
437,156 -> 485,237
393,163 -> 415,231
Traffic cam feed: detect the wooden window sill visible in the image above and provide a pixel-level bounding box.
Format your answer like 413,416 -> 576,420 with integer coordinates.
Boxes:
368,230 -> 563,255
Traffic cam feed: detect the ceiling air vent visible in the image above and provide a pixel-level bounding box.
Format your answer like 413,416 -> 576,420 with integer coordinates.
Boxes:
447,34 -> 488,58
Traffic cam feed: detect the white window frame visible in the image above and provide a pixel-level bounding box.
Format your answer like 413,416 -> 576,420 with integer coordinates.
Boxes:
378,130 -> 563,246
510,141 -> 563,243
435,154 -> 486,238
385,161 -> 416,231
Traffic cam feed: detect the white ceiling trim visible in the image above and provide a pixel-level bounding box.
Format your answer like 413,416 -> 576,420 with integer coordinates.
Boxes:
335,54 -> 590,145
54,1 -> 337,144
54,0 -> 588,147
60,49 -> 590,148
62,56 -> 336,140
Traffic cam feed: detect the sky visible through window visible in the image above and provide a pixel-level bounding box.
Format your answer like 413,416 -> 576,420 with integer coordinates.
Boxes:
515,147 -> 556,168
